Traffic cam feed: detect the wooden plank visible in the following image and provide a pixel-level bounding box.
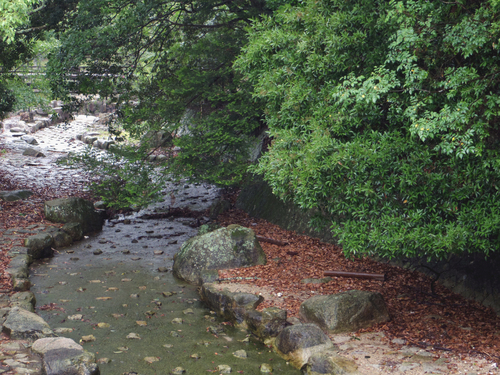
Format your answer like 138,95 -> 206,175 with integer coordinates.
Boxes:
256,235 -> 288,246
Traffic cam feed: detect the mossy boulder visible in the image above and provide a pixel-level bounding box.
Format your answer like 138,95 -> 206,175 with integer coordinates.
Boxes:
173,225 -> 266,285
299,290 -> 390,334
44,198 -> 103,234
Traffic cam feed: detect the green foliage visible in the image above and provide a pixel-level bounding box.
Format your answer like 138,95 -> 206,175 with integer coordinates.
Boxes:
62,146 -> 166,209
47,0 -> 272,189
236,0 -> 500,259
0,0 -> 37,43
0,1 -> 73,118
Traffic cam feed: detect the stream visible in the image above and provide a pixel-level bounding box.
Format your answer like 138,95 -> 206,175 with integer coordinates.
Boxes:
29,182 -> 301,374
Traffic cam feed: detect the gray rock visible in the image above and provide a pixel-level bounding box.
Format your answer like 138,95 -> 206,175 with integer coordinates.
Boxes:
61,222 -> 84,241
12,278 -> 31,292
10,291 -> 36,312
10,127 -> 24,132
6,254 -> 31,279
0,190 -> 34,202
24,233 -> 54,259
199,283 -> 264,324
51,229 -> 74,248
21,135 -> 38,145
2,307 -> 55,340
23,147 -> 45,157
299,290 -> 390,334
32,337 -> 100,375
274,324 -> 335,369
45,198 -> 103,234
306,350 -> 359,375
245,307 -> 288,340
173,225 -> 266,285
83,136 -> 97,145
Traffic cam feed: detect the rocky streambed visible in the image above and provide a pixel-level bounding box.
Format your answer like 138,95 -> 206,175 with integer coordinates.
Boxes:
29,205 -> 300,374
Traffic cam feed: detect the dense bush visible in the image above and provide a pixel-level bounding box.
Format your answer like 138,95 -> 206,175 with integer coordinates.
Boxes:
236,0 -> 500,259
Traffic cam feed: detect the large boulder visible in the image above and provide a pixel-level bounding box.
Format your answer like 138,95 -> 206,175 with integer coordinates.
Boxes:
274,324 -> 335,369
299,290 -> 390,334
32,337 -> 100,375
2,307 -> 55,340
173,225 -> 267,285
245,307 -> 288,341
44,198 -> 104,234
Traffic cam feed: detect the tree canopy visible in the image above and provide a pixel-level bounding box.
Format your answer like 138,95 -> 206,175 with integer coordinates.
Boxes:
236,0 -> 500,259
47,0 -> 281,188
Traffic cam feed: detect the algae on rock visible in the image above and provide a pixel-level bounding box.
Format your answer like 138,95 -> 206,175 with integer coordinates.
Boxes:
173,225 -> 266,285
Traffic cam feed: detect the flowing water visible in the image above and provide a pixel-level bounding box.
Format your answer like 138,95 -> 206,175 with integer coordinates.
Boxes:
29,186 -> 300,374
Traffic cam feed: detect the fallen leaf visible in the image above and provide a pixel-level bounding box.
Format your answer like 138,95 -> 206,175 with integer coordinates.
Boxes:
136,321 -> 147,326
144,356 -> 160,364
97,322 -> 110,328
80,335 -> 96,343
126,333 -> 141,339
96,297 -> 112,301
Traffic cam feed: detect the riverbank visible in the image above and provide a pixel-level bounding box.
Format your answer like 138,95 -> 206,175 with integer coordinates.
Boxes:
1,118 -> 499,374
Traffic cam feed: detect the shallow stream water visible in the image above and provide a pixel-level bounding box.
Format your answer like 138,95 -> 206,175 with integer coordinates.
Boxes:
29,197 -> 300,374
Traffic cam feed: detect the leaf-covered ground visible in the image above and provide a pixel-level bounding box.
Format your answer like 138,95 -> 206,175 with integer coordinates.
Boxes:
216,209 -> 500,363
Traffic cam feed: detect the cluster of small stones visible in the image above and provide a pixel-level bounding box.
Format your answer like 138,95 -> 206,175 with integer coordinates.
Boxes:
197,284 -> 359,374
76,132 -> 115,150
196,283 -> 458,375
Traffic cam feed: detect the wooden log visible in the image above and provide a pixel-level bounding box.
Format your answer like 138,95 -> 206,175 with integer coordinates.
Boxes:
256,235 -> 288,246
324,270 -> 385,281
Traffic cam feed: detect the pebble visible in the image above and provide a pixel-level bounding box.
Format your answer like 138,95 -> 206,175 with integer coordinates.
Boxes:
233,349 -> 247,358
217,364 -> 232,374
260,363 -> 273,373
